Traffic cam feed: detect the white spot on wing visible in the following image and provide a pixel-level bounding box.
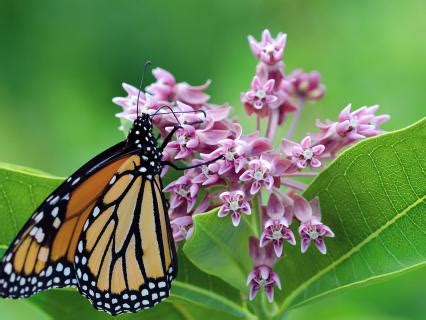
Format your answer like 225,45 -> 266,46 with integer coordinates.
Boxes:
50,196 -> 60,205
56,263 -> 63,272
4,263 -> 12,275
51,207 -> 59,217
53,217 -> 61,229
34,211 -> 44,223
35,228 -> 45,243
46,266 -> 53,277
30,227 -> 38,236
93,207 -> 100,217
64,267 -> 71,276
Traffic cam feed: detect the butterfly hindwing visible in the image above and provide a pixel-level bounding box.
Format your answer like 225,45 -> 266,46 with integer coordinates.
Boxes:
0,141 -> 135,298
74,155 -> 177,315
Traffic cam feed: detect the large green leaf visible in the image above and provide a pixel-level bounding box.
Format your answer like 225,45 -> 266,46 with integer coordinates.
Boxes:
182,119 -> 426,319
0,163 -> 250,320
0,163 -> 61,257
273,118 -> 426,316
183,209 -> 253,292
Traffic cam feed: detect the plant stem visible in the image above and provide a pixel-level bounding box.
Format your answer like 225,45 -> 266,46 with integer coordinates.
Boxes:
286,172 -> 318,177
256,115 -> 261,132
285,98 -> 305,140
266,109 -> 279,142
257,192 -> 263,234
250,196 -> 261,237
261,293 -> 279,318
319,153 -> 337,161
281,178 -> 308,191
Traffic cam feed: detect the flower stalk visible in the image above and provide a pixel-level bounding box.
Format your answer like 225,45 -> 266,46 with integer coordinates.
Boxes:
285,98 -> 304,139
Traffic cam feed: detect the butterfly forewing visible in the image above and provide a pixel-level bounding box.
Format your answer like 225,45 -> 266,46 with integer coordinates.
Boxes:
0,141 -> 133,298
74,154 -> 177,315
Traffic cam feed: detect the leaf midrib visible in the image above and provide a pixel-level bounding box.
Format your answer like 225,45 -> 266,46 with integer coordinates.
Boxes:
275,195 -> 425,315
172,281 -> 254,319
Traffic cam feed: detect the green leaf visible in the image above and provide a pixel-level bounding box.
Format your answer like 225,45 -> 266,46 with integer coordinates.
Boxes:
0,298 -> 50,320
183,209 -> 253,292
272,118 -> 426,317
0,163 -> 62,257
0,163 -> 251,319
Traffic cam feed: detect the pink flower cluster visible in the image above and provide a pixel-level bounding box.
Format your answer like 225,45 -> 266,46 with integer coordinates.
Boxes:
112,29 -> 390,304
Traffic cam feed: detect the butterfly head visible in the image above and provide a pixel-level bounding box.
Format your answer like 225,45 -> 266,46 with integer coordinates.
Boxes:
129,113 -> 153,137
127,114 -> 162,168
136,113 -> 153,130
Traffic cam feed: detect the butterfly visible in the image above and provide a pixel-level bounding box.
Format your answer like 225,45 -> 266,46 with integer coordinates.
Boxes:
0,92 -> 218,315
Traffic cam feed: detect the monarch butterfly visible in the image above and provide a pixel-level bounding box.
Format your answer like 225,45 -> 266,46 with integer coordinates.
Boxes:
0,65 -> 220,315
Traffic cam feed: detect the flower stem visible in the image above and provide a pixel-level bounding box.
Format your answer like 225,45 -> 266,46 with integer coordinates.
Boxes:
286,172 -> 318,177
250,196 -> 261,237
281,178 -> 308,191
286,98 -> 305,139
266,109 -> 279,142
319,153 -> 337,161
256,115 -> 261,132
257,192 -> 263,234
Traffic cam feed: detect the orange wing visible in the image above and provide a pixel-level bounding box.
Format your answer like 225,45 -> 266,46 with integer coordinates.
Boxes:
0,142 -> 133,298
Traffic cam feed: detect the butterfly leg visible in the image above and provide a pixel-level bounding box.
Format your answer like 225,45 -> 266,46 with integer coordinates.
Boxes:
160,125 -> 183,150
159,120 -> 204,150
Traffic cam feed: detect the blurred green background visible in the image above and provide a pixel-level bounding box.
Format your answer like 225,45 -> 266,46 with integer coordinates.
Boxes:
0,0 -> 424,319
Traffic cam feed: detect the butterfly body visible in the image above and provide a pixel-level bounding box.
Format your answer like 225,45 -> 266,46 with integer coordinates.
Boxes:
0,114 -> 178,315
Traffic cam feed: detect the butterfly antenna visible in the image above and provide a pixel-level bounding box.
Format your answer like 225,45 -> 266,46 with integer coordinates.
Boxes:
151,107 -> 207,125
151,106 -> 181,124
136,60 -> 152,117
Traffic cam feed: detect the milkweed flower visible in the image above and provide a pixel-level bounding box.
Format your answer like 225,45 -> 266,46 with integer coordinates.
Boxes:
218,190 -> 251,226
284,69 -> 325,101
335,104 -> 390,139
163,176 -> 199,213
315,104 -> 390,155
113,83 -> 161,121
260,192 -> 296,257
191,160 -> 221,186
170,216 -> 194,242
280,136 -> 325,170
242,76 -> 278,117
146,67 -> 211,105
291,194 -> 334,254
247,237 -> 281,302
205,131 -> 273,176
248,29 -> 287,65
164,124 -> 200,160
240,157 -> 275,195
